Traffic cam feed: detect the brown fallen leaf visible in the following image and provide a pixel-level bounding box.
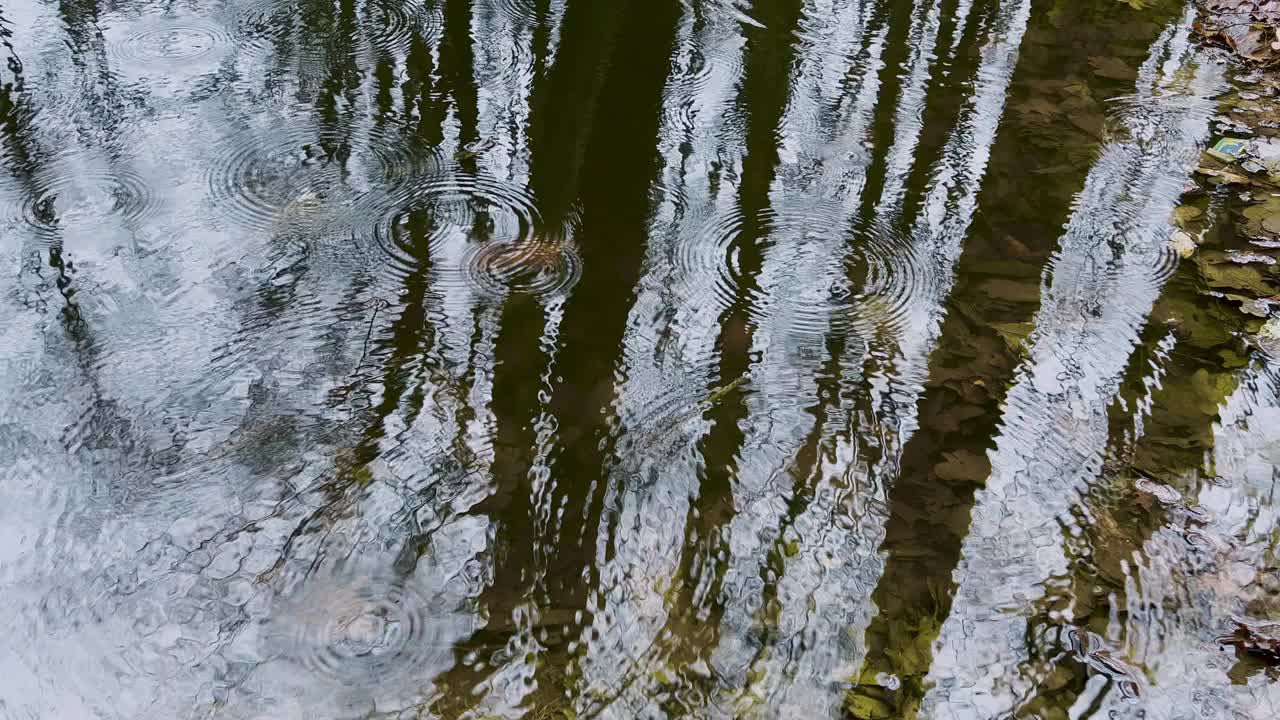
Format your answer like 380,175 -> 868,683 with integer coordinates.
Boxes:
1219,618 -> 1280,663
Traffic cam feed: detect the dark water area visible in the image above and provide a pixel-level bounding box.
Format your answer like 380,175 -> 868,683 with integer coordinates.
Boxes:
2,0 -> 1279,717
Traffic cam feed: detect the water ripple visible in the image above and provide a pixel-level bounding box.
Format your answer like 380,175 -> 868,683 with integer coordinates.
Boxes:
203,126 -> 434,233
4,167 -> 161,242
492,0 -> 542,27
263,571 -> 450,687
464,237 -> 582,298
108,20 -> 232,65
661,39 -> 745,135
234,0 -> 442,63
367,174 -> 580,299
678,207 -> 920,340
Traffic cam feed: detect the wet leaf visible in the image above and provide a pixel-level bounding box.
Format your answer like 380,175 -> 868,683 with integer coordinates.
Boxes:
934,450 -> 990,483
1196,166 -> 1252,185
1240,197 -> 1280,221
1219,618 -> 1280,664
1221,292 -> 1275,317
1174,205 -> 1204,228
1171,230 -> 1198,259
992,322 -> 1035,353
1196,251 -> 1279,296
1089,56 -> 1134,81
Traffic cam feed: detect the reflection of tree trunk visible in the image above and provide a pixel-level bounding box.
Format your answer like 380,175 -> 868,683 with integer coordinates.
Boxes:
853,0 -> 950,224
524,0 -> 627,225
1020,265 -> 1247,718
847,0 -> 1199,714
655,0 -> 806,699
432,0 -> 674,712
848,241 -> 1036,719
441,0 -> 479,161
531,0 -> 682,696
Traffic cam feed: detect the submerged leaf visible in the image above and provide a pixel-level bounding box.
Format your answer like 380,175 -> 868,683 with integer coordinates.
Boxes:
992,322 -> 1035,353
1196,251 -> 1280,295
1219,618 -> 1280,663
1171,230 -> 1198,259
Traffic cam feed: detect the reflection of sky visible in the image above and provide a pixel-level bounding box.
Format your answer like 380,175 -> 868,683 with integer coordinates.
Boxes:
2,0 -> 1275,717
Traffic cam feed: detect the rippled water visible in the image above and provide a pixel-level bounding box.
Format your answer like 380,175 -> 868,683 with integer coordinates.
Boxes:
2,0 -> 1278,717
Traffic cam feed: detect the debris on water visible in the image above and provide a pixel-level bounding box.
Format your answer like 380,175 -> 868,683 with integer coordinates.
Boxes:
1220,292 -> 1276,316
1197,249 -> 1280,296
1067,628 -> 1144,698
1228,251 -> 1279,265
703,372 -> 750,406
1218,618 -> 1280,664
1208,137 -> 1249,162
1196,166 -> 1252,185
1250,137 -> 1280,165
359,296 -> 391,312
453,136 -> 497,162
1134,477 -> 1184,506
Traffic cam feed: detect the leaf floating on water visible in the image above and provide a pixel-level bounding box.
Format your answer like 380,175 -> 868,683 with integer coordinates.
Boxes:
1221,292 -> 1275,317
1229,251 -> 1279,265
453,136 -> 497,162
1196,2 -> 1280,65
1196,250 -> 1280,296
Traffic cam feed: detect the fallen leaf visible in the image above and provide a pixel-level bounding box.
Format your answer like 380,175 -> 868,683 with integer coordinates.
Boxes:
1219,618 -> 1280,664
1171,230 -> 1198,259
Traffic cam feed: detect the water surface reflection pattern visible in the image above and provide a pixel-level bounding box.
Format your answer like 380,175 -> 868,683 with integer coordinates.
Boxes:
0,0 -> 1277,717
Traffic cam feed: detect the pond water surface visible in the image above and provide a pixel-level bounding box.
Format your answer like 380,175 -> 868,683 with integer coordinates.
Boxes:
2,0 -> 1279,718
